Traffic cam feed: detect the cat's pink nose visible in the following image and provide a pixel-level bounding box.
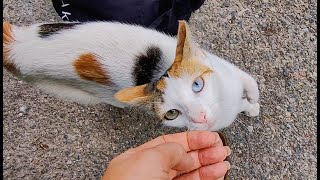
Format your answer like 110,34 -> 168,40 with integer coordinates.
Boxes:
192,112 -> 207,123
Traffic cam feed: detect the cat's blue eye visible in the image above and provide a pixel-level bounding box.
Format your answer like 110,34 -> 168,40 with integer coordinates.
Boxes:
192,77 -> 204,93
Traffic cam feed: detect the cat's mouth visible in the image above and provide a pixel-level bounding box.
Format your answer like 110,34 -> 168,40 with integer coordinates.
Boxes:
191,120 -> 208,125
188,123 -> 210,130
189,118 -> 216,131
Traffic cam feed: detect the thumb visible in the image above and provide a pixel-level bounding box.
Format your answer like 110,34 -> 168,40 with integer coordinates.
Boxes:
151,142 -> 195,172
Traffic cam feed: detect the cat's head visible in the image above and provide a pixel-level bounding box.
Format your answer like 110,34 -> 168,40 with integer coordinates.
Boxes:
115,21 -> 218,130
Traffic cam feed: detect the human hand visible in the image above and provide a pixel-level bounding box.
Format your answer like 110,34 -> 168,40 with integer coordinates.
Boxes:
102,131 -> 231,180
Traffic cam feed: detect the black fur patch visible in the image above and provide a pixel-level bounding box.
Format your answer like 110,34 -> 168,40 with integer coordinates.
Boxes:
38,23 -> 81,38
133,45 -> 163,86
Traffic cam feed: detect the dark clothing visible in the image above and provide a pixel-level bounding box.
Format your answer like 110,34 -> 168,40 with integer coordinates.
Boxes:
52,0 -> 205,35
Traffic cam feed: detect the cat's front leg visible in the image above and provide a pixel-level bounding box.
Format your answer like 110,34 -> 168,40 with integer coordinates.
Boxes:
240,99 -> 260,117
237,70 -> 259,104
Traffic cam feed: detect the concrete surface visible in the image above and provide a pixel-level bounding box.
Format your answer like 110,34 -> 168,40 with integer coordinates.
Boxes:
3,0 -> 317,179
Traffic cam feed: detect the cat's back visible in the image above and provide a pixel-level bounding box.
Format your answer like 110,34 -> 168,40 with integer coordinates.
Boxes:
5,21 -> 177,88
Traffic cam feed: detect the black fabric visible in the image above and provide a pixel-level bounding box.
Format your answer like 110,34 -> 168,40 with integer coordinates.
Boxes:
51,0 -> 205,35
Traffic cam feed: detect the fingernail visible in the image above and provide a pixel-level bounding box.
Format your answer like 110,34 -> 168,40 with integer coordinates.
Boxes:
225,146 -> 232,156
224,161 -> 231,170
214,132 -> 221,143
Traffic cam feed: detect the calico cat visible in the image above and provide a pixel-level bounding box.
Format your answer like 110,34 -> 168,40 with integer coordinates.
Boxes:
3,20 -> 260,131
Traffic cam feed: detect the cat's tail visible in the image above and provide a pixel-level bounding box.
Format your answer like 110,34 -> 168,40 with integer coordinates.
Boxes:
3,21 -> 13,45
3,21 -> 20,75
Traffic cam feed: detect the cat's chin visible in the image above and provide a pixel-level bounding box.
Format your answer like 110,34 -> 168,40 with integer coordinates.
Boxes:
187,124 -> 210,131
187,122 -> 226,131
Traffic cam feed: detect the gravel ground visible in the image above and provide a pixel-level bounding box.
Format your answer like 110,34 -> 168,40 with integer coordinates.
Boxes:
3,0 -> 317,179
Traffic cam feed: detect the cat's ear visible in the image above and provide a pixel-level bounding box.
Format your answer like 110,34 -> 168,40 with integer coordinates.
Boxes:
174,21 -> 205,63
114,84 -> 152,104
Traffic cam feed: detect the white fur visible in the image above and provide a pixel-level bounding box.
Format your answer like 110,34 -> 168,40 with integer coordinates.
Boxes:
5,21 -> 259,131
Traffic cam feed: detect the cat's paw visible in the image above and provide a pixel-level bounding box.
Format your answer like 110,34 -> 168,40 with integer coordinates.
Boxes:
244,78 -> 259,104
244,103 -> 260,117
242,75 -> 259,104
246,91 -> 259,104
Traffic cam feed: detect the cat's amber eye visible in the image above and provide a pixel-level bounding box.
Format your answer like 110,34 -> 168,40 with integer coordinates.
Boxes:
192,77 -> 204,93
164,109 -> 180,120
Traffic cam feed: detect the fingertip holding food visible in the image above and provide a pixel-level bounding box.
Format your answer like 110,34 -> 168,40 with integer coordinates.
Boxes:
213,132 -> 221,143
225,146 -> 232,156
224,161 -> 231,170
208,131 -> 221,145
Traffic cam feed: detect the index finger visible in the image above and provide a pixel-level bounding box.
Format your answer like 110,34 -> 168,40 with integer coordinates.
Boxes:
134,131 -> 221,152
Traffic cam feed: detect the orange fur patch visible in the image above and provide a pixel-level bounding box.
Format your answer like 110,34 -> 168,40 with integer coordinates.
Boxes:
169,21 -> 212,77
174,21 -> 187,63
156,78 -> 167,91
115,84 -> 151,103
168,59 -> 213,78
3,22 -> 13,44
3,22 -> 20,75
73,53 -> 111,85
174,21 -> 194,63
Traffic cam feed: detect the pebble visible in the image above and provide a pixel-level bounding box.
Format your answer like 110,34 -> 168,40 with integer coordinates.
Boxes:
222,0 -> 230,7
17,170 -> 26,178
282,68 -> 289,77
302,28 -> 309,33
64,134 -> 76,143
64,150 -> 71,157
66,160 -> 72,165
270,7 -> 276,12
247,126 -> 254,133
287,106 -> 293,112
19,106 -> 29,114
310,35 -> 315,42
305,14 -> 312,20
288,98 -> 295,103
285,112 -> 291,117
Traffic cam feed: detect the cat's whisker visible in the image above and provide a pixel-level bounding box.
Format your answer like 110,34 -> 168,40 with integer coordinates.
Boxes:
236,118 -> 249,130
